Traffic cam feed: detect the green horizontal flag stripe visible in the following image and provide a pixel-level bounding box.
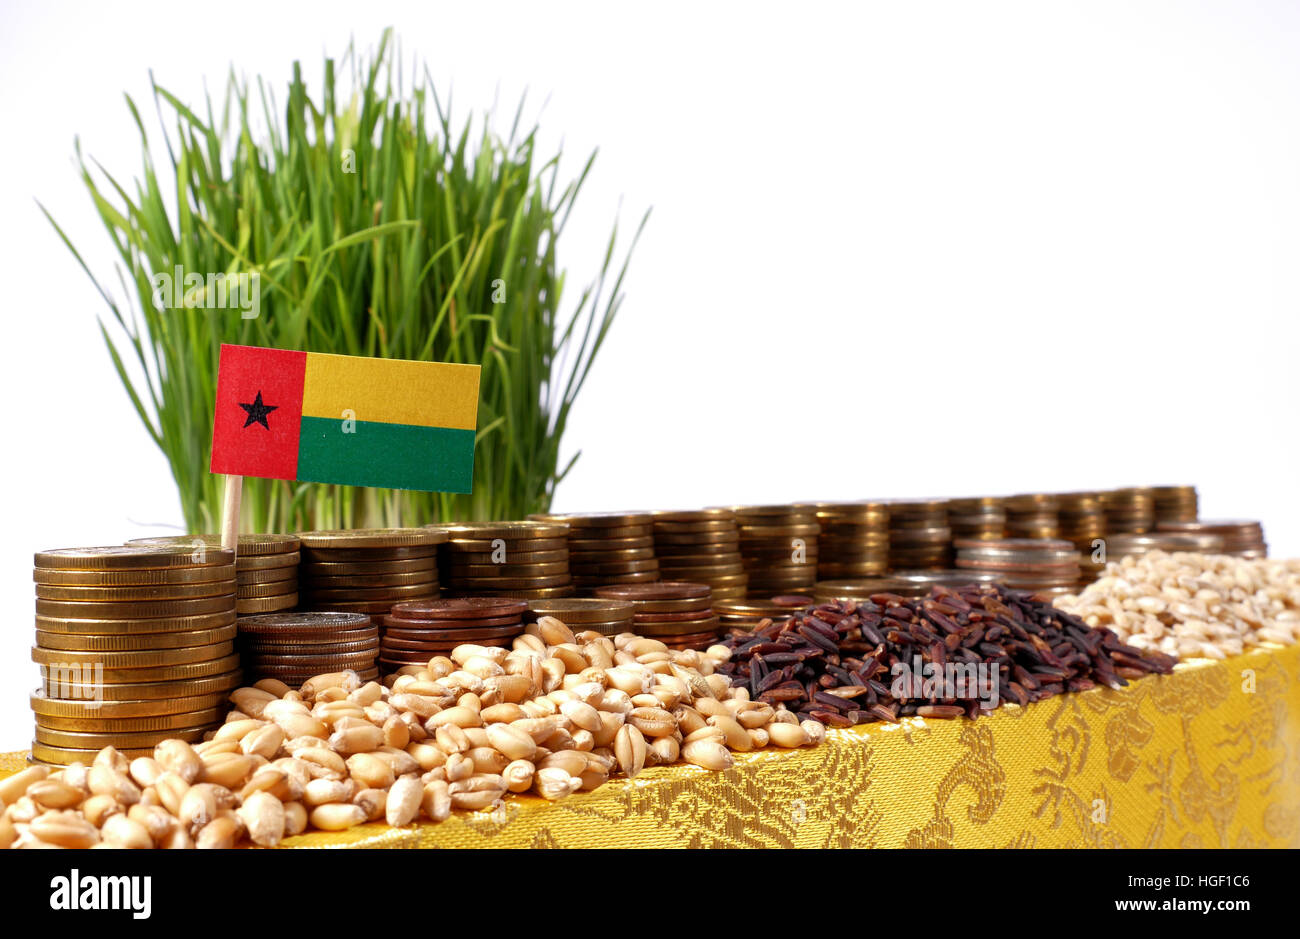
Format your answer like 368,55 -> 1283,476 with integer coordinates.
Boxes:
296,416 -> 475,494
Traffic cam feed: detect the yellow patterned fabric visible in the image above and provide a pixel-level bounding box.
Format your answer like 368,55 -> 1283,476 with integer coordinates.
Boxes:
4,644 -> 1297,848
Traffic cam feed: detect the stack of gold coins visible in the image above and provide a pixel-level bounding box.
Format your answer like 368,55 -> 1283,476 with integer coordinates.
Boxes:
714,597 -> 798,632
1056,492 -> 1107,585
650,509 -> 748,601
30,545 -> 240,765
129,534 -> 300,614
379,599 -> 527,671
530,512 -> 659,590
799,501 -> 890,580
1152,486 -> 1198,524
1100,487 -> 1156,534
954,538 -> 1079,599
728,504 -> 819,596
945,497 -> 1005,541
525,598 -> 635,637
886,499 -> 951,570
437,521 -> 574,599
1004,494 -> 1060,539
1157,519 -> 1266,558
297,529 -> 444,615
235,611 -> 378,686
594,582 -> 719,650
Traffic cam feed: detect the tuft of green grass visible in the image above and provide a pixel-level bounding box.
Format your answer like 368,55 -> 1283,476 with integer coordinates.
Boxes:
43,30 -> 646,532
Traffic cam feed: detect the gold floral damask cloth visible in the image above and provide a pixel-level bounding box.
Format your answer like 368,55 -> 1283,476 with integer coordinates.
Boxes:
4,644 -> 1297,848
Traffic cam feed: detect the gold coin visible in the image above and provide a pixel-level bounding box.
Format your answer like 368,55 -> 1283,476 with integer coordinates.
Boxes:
303,584 -> 436,601
32,642 -> 236,669
300,570 -> 433,588
443,574 -> 571,589
651,508 -> 735,522
571,558 -> 660,574
237,567 -> 299,585
36,611 -> 237,635
441,561 -> 570,578
633,616 -> 721,637
442,586 -> 574,600
128,533 -> 301,555
298,528 -> 448,549
30,689 -> 231,718
35,580 -> 237,601
38,654 -> 242,685
303,557 -> 437,574
443,521 -> 570,540
30,741 -> 157,765
567,544 -> 656,559
571,570 -> 661,586
529,511 -> 653,527
34,564 -> 238,586
302,546 -> 438,563
524,598 -> 636,622
563,524 -> 653,540
35,707 -> 225,733
238,551 -> 303,570
237,595 -> 299,614
34,625 -> 237,652
35,545 -> 234,571
441,537 -> 568,553
35,724 -> 212,749
652,519 -> 737,534
36,595 -> 235,619
236,581 -> 303,599
442,549 -> 569,565
36,669 -> 242,702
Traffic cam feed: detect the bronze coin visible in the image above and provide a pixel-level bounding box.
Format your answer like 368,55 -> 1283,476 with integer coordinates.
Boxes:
241,627 -> 378,647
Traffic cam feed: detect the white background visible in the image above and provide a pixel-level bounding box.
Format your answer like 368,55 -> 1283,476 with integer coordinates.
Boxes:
1,0 -> 1297,748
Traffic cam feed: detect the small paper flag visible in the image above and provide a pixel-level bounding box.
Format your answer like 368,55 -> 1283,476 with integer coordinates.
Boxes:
210,344 -> 480,493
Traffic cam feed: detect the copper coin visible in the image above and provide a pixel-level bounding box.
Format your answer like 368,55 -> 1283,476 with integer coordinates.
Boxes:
241,628 -> 378,647
391,598 -> 529,620
381,636 -> 514,652
241,637 -> 379,655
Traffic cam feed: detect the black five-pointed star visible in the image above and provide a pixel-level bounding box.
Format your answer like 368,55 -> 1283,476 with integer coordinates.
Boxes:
238,390 -> 278,430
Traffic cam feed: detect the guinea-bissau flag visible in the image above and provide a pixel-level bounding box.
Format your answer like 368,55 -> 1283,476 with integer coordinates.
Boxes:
210,344 -> 480,493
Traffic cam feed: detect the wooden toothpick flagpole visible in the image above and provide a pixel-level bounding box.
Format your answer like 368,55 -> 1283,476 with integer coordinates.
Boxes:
220,474 -> 243,558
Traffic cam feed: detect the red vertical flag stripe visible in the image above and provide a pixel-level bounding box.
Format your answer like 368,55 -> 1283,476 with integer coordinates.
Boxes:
210,345 -> 307,480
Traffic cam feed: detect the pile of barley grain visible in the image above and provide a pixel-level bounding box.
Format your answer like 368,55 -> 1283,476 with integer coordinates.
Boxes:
1054,552 -> 1300,660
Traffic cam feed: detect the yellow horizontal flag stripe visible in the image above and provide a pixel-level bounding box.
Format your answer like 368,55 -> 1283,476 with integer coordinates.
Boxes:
300,351 -> 480,430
